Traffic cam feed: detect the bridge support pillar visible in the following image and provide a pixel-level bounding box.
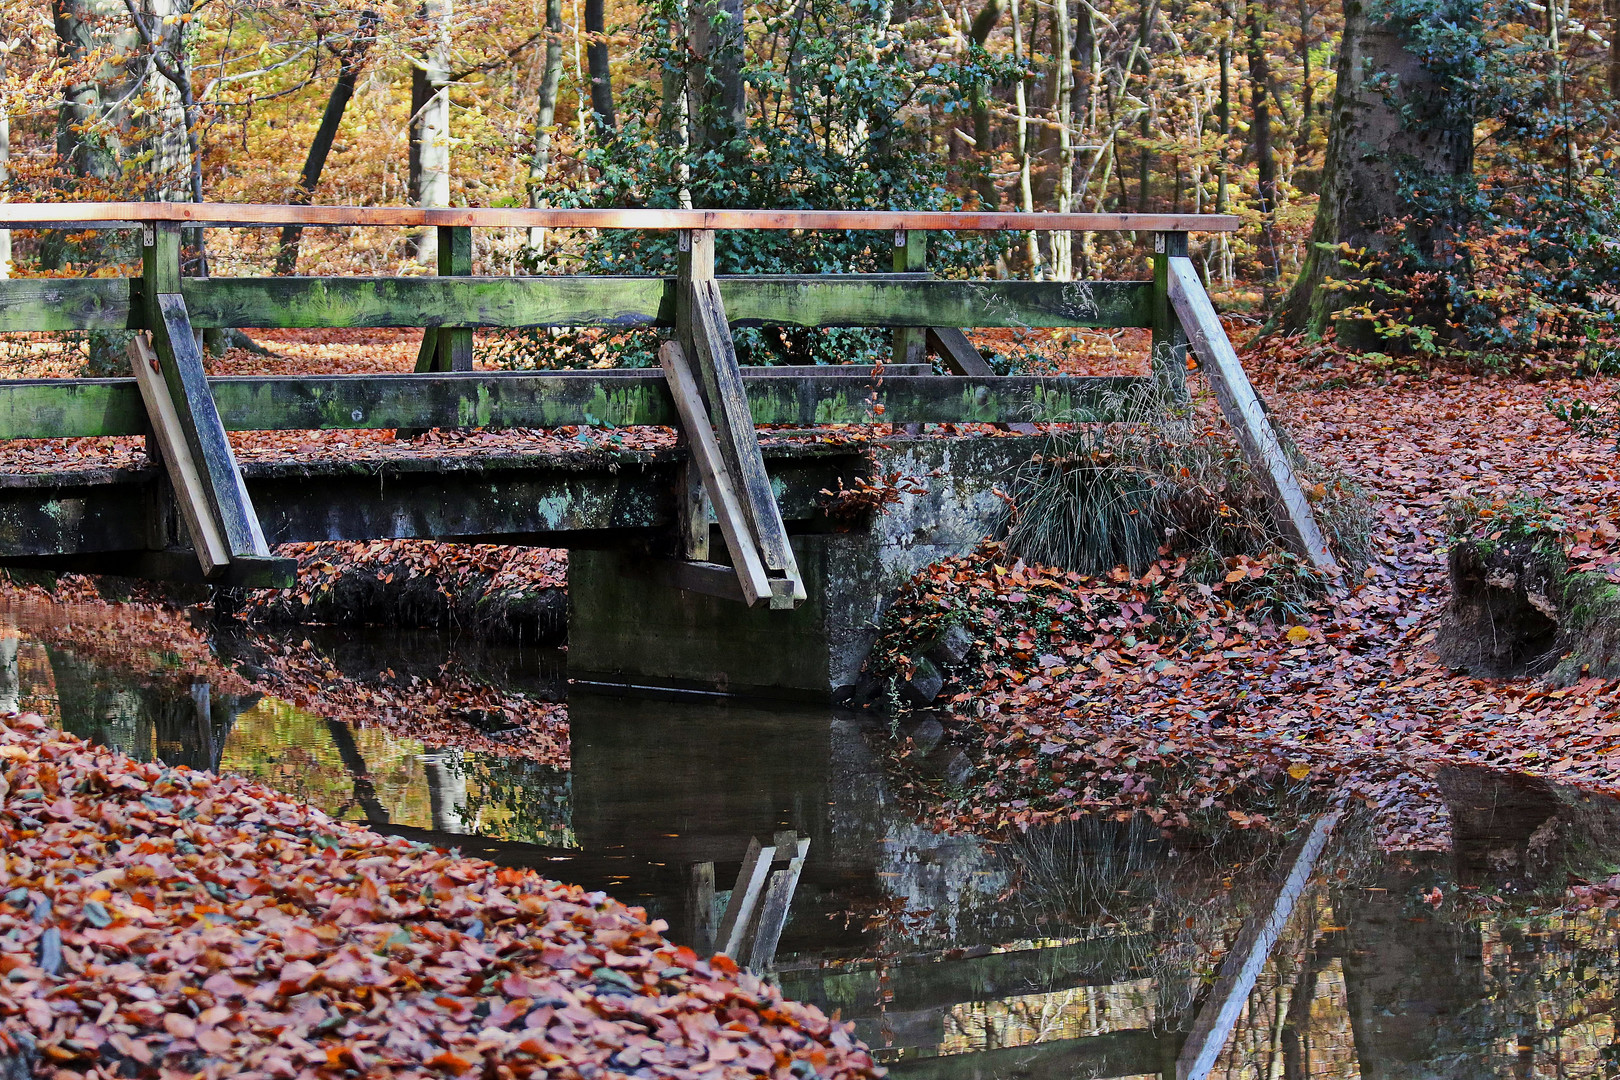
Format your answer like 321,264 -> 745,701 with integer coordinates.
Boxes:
567,435 -> 1037,701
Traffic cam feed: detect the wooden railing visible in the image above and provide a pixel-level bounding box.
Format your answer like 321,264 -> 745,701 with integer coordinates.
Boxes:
0,204 -> 1331,605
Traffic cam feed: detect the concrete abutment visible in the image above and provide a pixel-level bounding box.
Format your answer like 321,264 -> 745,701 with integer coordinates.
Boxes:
567,436 -> 1036,700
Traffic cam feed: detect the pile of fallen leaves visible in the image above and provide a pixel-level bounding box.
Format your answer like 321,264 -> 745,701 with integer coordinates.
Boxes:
0,714 -> 881,1079
877,358 -> 1620,853
870,543 -> 1348,833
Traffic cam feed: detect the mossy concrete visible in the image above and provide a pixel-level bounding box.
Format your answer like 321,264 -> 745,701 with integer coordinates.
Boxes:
568,435 -> 1037,700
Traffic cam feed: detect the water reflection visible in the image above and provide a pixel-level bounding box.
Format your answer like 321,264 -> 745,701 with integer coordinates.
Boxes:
7,600 -> 1620,1077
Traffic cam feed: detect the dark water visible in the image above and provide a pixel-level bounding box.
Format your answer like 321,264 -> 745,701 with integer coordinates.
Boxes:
8,601 -> 1620,1079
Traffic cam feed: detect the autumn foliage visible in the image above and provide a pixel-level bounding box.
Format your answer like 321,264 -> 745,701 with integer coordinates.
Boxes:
0,713 -> 881,1079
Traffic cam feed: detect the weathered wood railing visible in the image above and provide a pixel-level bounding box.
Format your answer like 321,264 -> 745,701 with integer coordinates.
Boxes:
0,204 -> 1332,604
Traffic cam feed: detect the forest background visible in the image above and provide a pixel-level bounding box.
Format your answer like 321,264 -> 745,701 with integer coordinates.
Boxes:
7,0 -> 1620,376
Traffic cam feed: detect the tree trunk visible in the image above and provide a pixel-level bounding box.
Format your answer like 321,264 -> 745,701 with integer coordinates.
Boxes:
1275,0 -> 1477,337
690,0 -> 743,159
526,0 -> 565,251
1133,0 -> 1156,212
585,0 -> 616,130
1049,0 -> 1075,278
1610,0 -> 1620,97
414,0 -> 453,263
1248,0 -> 1279,283
48,0 -> 129,279
0,55 -> 10,279
278,12 -> 377,274
1297,0 -> 1314,155
1011,0 -> 1041,275
968,0 -> 1003,208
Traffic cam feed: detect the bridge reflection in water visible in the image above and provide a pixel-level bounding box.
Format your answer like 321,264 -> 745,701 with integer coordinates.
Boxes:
9,606 -> 1620,1078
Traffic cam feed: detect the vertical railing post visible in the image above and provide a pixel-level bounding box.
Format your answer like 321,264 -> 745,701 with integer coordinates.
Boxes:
892,229 -> 927,367
674,227 -> 805,608
1152,230 -> 1190,398
135,220 -> 274,578
415,223 -> 473,372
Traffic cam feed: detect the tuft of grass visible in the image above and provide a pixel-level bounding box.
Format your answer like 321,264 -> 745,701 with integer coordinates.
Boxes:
1001,373 -> 1373,605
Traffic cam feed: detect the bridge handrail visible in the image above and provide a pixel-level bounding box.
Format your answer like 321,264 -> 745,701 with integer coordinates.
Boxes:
0,202 -> 1239,233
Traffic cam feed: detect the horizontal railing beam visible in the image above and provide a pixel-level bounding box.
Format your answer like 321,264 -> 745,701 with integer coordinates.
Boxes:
185,276 -> 1150,330
0,372 -> 1143,439
0,201 -> 1241,233
0,277 -> 1152,332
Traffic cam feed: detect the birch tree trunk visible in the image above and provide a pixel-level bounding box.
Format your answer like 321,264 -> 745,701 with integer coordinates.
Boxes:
1011,0 -> 1041,275
415,0 -> 453,263
149,0 -> 189,202
1049,0 -> 1074,279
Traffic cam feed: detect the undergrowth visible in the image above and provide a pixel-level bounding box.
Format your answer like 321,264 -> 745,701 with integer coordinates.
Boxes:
1000,373 -> 1373,612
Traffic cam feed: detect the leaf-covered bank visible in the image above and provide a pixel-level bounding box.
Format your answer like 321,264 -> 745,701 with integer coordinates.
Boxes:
0,714 -> 881,1080
867,363 -> 1620,853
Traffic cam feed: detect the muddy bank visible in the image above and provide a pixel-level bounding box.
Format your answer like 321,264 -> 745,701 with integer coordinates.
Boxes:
230,540 -> 567,645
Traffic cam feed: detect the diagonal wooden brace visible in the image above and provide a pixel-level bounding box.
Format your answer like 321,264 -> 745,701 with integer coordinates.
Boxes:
677,229 -> 805,607
659,340 -> 773,607
1165,257 -> 1338,575
139,223 -> 279,581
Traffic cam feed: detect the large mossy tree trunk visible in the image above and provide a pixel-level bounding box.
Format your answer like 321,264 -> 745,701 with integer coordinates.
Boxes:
1274,0 -> 1477,342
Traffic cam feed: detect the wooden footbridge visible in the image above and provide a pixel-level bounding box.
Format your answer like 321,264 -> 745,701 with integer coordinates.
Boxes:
0,204 -> 1333,603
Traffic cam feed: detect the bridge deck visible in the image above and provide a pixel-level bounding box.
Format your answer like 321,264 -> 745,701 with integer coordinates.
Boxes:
0,437 -> 885,580
0,202 -> 1334,596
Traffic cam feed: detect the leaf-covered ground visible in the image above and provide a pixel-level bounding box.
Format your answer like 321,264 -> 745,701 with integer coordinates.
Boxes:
878,356 -> 1620,852
0,714 -> 881,1080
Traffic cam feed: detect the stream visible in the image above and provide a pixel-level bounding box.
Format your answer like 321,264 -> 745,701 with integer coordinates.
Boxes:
7,597 -> 1620,1078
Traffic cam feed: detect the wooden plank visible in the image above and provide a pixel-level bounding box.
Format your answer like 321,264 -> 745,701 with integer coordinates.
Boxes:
747,833 -> 809,972
436,224 -> 474,371
724,278 -> 1153,330
143,255 -> 270,562
659,340 -> 772,606
686,863 -> 717,957
1152,231 -> 1190,398
680,230 -> 804,603
892,231 -> 928,366
641,558 -> 747,603
127,336 -> 230,575
0,278 -> 138,333
926,327 -> 995,377
0,201 -> 1242,233
188,275 -> 672,330
1166,257 -> 1339,575
0,549 -> 295,588
715,837 -> 776,959
889,1029 -> 1171,1080
179,276 -> 1151,330
1175,811 -> 1341,1080
0,373 -> 1141,438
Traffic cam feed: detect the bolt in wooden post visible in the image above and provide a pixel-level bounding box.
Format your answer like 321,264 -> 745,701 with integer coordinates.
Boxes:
1152,231 -> 1191,400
